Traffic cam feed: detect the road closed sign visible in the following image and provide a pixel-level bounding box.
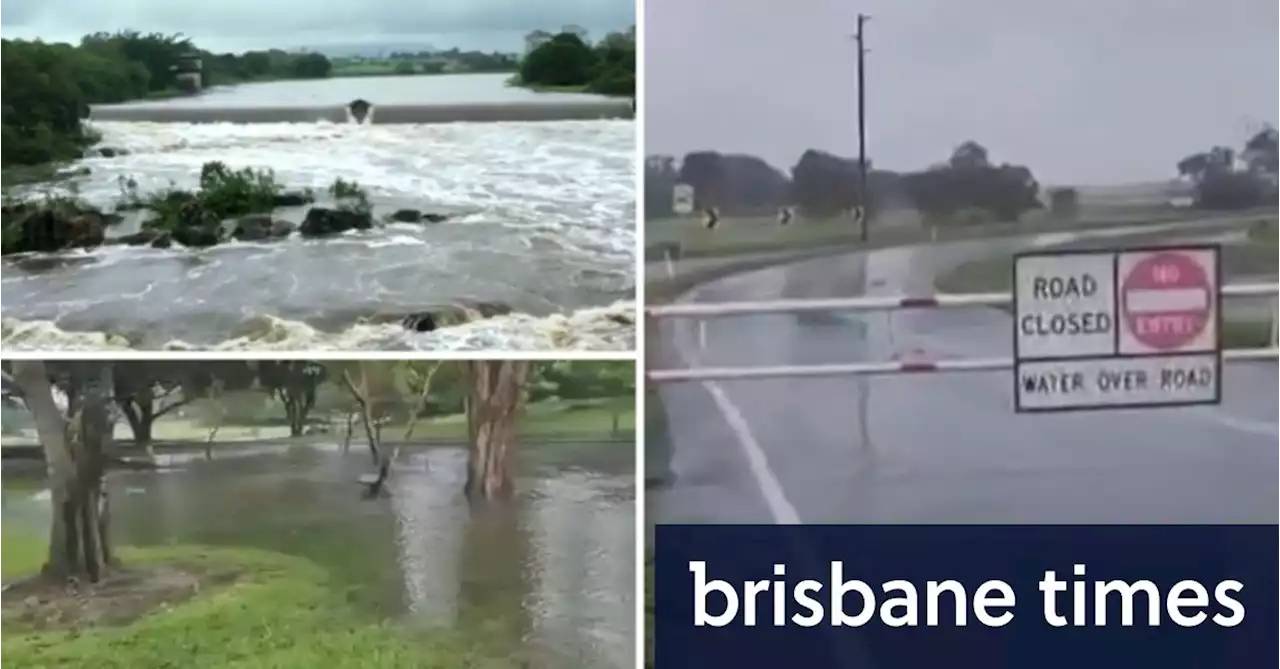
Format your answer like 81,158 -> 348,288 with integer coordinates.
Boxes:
1012,245 -> 1221,413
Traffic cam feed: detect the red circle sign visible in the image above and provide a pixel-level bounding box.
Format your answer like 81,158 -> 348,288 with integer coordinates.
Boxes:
1121,251 -> 1212,351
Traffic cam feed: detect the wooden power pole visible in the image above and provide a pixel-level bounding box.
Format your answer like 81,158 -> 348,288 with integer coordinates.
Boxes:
855,13 -> 870,242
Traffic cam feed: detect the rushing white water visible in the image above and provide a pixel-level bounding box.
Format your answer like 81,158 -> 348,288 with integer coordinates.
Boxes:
2,119 -> 637,351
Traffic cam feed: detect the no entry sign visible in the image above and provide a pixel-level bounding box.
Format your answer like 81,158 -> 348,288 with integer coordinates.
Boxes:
1118,249 -> 1218,354
1012,245 -> 1221,413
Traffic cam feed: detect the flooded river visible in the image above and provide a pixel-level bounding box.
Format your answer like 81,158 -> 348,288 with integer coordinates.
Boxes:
2,442 -> 635,669
2,74 -> 636,352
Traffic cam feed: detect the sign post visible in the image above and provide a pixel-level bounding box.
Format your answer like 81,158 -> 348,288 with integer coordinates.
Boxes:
673,183 -> 694,216
1012,245 -> 1221,413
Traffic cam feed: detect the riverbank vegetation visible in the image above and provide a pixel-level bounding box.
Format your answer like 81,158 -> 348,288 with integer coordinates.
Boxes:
331,48 -> 518,77
512,27 -> 635,97
1,531 -> 511,668
1,359 -> 633,666
1,31 -> 338,168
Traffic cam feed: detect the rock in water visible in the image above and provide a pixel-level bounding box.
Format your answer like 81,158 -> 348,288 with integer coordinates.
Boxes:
299,207 -> 374,237
348,99 -> 373,124
272,191 -> 314,207
389,209 -> 423,223
368,301 -> 514,333
232,214 -> 295,241
388,209 -> 450,224
7,208 -> 107,254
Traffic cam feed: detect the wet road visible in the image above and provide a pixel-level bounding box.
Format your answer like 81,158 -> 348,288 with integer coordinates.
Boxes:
651,233 -> 1278,525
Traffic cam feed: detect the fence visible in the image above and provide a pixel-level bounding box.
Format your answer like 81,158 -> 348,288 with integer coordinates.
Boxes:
647,282 -> 1279,383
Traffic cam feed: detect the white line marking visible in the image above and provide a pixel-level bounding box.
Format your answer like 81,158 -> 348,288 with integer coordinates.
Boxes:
1125,288 -> 1208,312
669,304 -> 801,525
697,320 -> 707,349
664,250 -> 675,280
702,381 -> 802,525
1184,410 -> 1279,438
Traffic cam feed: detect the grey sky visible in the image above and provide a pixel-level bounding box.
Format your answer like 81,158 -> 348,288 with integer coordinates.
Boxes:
644,0 -> 1278,185
1,0 -> 633,52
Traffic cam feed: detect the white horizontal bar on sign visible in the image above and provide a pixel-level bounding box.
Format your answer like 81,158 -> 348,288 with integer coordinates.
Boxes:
1125,288 -> 1209,313
646,348 -> 1280,382
646,283 -> 1277,320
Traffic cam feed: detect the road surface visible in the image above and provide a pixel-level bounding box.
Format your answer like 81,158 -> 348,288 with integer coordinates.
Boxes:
650,232 -> 1278,525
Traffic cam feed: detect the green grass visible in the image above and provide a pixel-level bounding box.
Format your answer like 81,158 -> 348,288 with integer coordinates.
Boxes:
644,208 -> 1273,262
389,397 -> 634,441
2,398 -> 634,449
2,532 -> 520,668
2,528 -> 45,580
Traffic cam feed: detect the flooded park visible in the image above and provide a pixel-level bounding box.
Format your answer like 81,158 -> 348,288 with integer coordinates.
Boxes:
1,359 -> 637,668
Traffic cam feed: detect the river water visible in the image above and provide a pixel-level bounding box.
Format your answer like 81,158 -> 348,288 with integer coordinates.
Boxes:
1,441 -> 635,669
1,74 -> 636,351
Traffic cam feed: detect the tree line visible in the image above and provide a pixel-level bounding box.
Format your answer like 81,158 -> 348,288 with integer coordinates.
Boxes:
517,27 -> 635,97
2,30 -> 334,167
2,359 -> 632,583
646,141 -> 1042,224
1175,127 -> 1279,210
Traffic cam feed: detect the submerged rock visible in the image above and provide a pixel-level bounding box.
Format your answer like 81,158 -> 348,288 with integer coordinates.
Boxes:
94,146 -> 131,158
4,207 -> 107,254
115,230 -> 166,246
232,214 -> 295,241
370,301 -> 514,333
299,207 -> 374,237
388,208 -> 449,224
171,227 -> 221,248
272,191 -> 314,208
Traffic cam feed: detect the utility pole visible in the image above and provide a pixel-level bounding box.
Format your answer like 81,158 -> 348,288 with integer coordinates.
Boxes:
855,13 -> 870,242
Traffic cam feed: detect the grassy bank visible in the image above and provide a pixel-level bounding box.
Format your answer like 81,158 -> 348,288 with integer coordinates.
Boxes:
1,398 -> 635,450
644,208 -> 1275,262
384,397 -> 635,441
933,218 -> 1278,348
1,532 -> 513,668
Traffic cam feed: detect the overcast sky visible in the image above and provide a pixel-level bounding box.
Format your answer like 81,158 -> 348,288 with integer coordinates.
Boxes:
1,0 -> 633,52
645,0 -> 1278,185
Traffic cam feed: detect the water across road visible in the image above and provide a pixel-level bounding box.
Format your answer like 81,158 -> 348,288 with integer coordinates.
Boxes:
650,229 -> 1278,525
2,74 -> 636,351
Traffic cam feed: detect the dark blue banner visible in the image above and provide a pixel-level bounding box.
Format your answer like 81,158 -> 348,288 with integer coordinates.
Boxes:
653,525 -> 1277,668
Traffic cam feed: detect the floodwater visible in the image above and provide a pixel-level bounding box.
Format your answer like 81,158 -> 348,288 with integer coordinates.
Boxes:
1,442 -> 635,668
99,73 -> 614,108
1,74 -> 636,352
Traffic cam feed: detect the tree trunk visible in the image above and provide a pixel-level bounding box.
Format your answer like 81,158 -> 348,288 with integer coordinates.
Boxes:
341,368 -> 390,498
12,361 -> 116,583
342,411 -> 355,454
463,361 -> 530,500
118,398 -> 156,459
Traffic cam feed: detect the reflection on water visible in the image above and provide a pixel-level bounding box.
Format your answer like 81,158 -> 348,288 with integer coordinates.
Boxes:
1,443 -> 634,669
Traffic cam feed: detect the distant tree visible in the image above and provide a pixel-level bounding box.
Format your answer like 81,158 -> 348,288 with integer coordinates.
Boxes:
949,141 -> 990,170
291,52 -> 332,79
518,32 -> 595,87
393,60 -> 417,75
679,151 -> 728,210
257,361 -> 327,436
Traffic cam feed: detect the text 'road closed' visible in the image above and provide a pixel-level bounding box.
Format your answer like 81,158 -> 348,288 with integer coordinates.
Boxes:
1013,253 -> 1117,359
1015,355 -> 1219,411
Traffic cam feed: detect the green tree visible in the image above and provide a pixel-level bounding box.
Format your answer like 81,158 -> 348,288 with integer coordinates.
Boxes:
518,32 -> 596,87
292,52 -> 332,79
